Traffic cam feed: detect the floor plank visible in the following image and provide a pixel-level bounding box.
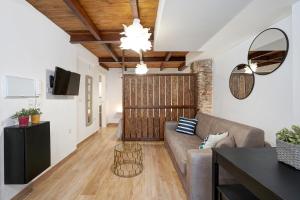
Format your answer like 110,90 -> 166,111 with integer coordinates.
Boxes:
24,127 -> 186,200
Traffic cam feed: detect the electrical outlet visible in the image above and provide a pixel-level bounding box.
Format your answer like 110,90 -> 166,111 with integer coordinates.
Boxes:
68,129 -> 72,134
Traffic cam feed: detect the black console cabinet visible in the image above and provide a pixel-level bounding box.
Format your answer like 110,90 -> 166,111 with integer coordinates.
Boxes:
4,122 -> 51,184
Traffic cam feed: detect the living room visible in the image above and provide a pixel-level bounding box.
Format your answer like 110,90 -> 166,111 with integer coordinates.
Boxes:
1,0 -> 300,200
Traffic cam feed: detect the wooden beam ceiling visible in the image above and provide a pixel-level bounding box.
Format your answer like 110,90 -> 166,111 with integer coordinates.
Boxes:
130,0 -> 140,19
178,63 -> 188,71
63,0 -> 120,65
99,56 -> 185,63
100,63 -> 109,71
63,0 -> 100,40
160,52 -> 172,71
28,0 -> 187,70
69,31 -> 154,44
122,50 -> 127,72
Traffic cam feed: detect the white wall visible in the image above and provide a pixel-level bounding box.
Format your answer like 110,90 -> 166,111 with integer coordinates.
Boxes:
106,69 -> 123,124
0,1 -> 105,199
292,1 -> 300,125
105,68 -> 186,124
77,58 -> 107,143
188,14 -> 300,145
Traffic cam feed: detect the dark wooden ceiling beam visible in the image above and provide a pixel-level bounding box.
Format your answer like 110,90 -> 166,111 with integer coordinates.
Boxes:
63,0 -> 120,64
63,0 -> 100,40
100,63 -> 109,71
178,63 -> 188,71
130,0 -> 139,19
122,50 -> 127,72
99,56 -> 185,63
160,52 -> 172,71
69,31 -> 154,44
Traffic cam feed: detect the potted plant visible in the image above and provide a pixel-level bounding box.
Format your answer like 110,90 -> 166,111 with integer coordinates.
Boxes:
29,108 -> 42,124
276,125 -> 300,170
12,108 -> 30,126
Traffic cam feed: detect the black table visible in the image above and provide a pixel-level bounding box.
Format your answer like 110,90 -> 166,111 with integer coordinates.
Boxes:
212,148 -> 300,200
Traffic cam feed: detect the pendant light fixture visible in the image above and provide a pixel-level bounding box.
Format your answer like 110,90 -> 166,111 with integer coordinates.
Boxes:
120,18 -> 152,53
135,61 -> 149,75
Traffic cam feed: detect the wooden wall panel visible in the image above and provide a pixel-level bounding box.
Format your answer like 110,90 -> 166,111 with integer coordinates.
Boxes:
178,76 -> 184,118
123,74 -> 196,141
171,76 -> 178,121
153,76 -> 160,139
142,77 -> 148,139
130,77 -> 137,139
136,77 -> 142,139
159,76 -> 166,140
147,76 -> 154,139
166,76 -> 172,121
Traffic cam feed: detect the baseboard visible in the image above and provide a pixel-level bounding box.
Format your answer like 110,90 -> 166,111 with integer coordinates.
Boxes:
11,130 -> 99,200
77,130 -> 99,148
11,185 -> 33,200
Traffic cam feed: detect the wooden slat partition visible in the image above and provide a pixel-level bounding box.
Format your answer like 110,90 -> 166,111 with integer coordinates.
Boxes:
123,74 -> 197,141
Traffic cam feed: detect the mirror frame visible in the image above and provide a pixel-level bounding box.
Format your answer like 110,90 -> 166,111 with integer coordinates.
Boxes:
229,64 -> 255,100
247,28 -> 289,75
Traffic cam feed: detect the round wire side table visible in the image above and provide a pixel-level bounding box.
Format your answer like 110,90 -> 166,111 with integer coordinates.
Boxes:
112,143 -> 143,178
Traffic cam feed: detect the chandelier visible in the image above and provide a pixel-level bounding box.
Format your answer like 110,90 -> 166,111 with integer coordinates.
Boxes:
120,19 -> 152,53
135,61 -> 149,75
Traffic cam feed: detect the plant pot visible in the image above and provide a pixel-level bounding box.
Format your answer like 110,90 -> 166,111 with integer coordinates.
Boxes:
18,116 -> 29,126
276,139 -> 300,170
31,114 -> 41,124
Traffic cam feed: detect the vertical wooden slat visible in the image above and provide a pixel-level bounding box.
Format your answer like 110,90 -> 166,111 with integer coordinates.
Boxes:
124,76 -> 131,140
148,76 -> 154,138
183,76 -> 190,117
178,76 -> 184,118
159,76 -> 166,140
154,76 -> 160,139
171,76 -> 178,120
142,77 -> 148,139
166,76 -> 172,121
136,76 -> 142,139
130,77 -> 137,139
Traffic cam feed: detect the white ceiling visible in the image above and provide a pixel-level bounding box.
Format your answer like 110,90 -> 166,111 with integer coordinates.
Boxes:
154,0 -> 253,51
154,0 -> 299,54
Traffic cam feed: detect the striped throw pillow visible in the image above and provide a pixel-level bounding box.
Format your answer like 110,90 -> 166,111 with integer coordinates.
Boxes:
176,117 -> 198,135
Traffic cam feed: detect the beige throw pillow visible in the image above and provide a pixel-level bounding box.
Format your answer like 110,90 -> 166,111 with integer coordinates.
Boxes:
202,132 -> 228,149
215,135 -> 236,148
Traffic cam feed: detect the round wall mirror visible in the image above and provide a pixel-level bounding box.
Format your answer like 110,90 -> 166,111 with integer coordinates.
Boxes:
248,28 -> 288,75
229,64 -> 255,100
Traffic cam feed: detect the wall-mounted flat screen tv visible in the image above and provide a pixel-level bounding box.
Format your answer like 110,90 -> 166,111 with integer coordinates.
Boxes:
53,67 -> 81,95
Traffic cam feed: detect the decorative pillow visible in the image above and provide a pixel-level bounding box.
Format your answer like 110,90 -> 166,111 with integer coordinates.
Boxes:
215,135 -> 235,148
176,117 -> 198,135
199,132 -> 228,149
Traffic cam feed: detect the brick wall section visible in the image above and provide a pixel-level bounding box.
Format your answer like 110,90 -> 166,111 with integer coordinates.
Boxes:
191,59 -> 212,114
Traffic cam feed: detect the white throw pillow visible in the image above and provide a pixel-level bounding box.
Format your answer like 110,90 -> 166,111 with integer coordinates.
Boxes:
202,132 -> 229,149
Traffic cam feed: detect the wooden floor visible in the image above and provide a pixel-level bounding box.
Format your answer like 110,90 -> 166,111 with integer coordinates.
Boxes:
24,127 -> 186,200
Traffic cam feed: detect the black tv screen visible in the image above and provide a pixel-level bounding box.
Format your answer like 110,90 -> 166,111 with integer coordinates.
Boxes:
66,72 -> 81,95
53,67 -> 80,95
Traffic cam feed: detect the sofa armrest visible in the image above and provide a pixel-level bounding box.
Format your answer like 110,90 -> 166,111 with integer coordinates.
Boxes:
164,121 -> 178,131
186,149 -> 212,200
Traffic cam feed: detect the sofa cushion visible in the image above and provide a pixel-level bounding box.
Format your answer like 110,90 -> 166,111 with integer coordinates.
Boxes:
176,117 -> 198,135
215,135 -> 236,148
165,129 -> 201,175
195,112 -> 214,139
195,112 -> 265,147
200,132 -> 229,149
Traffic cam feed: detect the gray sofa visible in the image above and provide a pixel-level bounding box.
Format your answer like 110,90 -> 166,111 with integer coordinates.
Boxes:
164,112 -> 265,200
